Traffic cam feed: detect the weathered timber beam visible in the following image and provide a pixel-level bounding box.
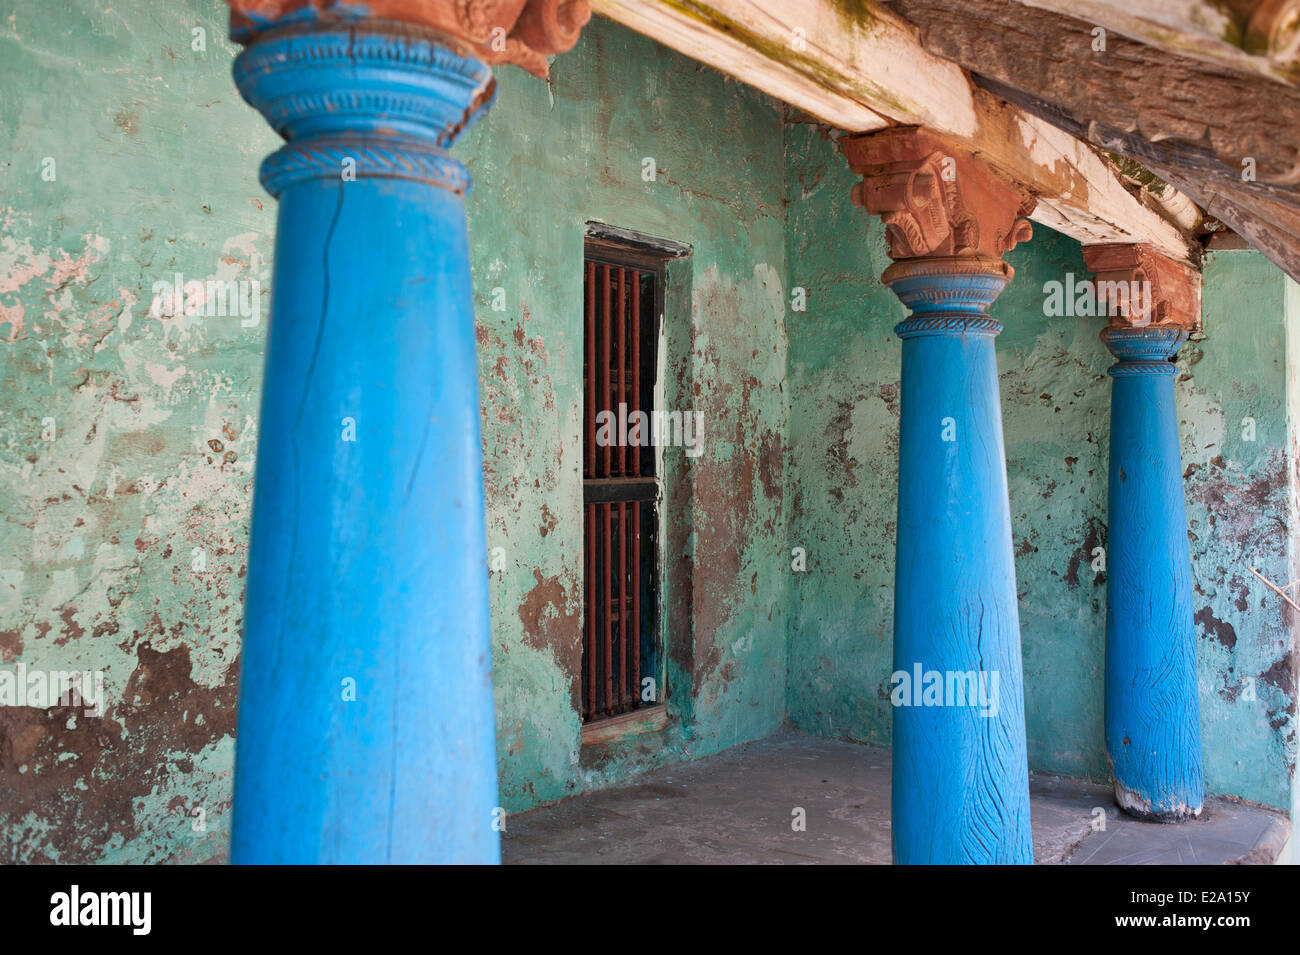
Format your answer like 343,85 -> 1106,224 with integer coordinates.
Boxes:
892,0 -> 1300,279
589,0 -> 889,131
978,73 -> 1300,281
973,74 -> 1298,212
591,0 -> 1198,263
894,0 -> 1300,187
1016,0 -> 1300,82
1160,171 -> 1300,281
594,0 -> 978,134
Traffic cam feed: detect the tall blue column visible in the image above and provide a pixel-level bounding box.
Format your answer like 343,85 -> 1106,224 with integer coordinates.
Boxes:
227,19 -> 504,864
226,0 -> 593,861
886,258 -> 1033,864
1084,242 -> 1205,822
1101,325 -> 1204,820
846,128 -> 1037,864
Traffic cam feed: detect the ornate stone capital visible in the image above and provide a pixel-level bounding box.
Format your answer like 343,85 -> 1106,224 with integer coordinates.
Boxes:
1081,244 -> 1202,332
225,0 -> 592,77
234,22 -> 496,196
884,255 -> 1011,338
1092,247 -> 1197,371
843,126 -> 1035,263
845,128 -> 1035,339
1101,325 -> 1188,377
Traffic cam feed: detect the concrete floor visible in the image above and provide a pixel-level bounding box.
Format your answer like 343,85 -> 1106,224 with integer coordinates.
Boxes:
502,730 -> 1291,864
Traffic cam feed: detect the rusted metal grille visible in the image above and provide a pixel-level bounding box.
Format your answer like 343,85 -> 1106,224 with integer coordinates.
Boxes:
582,254 -> 660,723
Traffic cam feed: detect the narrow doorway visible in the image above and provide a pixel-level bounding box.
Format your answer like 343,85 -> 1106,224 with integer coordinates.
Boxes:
581,236 -> 666,726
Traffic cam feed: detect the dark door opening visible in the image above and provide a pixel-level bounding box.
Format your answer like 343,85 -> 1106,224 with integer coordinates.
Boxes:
581,242 -> 664,724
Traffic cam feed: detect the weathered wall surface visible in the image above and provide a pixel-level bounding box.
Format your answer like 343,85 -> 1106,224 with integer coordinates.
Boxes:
1184,251 -> 1297,811
1288,270 -> 1300,855
998,233 -> 1111,784
3,1 -> 1295,866
782,123 -> 901,740
783,119 -> 1298,812
1,5 -> 791,860
462,17 -> 790,811
0,0 -> 275,862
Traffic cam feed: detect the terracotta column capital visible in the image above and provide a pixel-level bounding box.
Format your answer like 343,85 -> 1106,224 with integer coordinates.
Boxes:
224,0 -> 592,77
1082,243 -> 1202,334
843,126 -> 1036,268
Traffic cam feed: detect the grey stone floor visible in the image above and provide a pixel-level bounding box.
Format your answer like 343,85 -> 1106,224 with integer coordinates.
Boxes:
502,729 -> 1291,864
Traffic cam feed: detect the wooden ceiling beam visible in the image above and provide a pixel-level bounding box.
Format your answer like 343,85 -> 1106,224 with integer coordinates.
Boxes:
1015,0 -> 1300,82
893,0 -> 1300,281
589,0 -> 891,132
895,0 -> 1300,188
591,0 -> 1198,264
974,73 -> 1300,280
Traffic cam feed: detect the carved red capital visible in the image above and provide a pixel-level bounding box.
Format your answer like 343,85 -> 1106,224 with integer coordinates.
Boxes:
225,0 -> 591,77
843,126 -> 1035,263
1081,244 -> 1202,332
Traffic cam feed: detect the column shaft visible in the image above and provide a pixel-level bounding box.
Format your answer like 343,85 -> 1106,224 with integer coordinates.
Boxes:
1102,326 -> 1204,819
229,22 -> 499,864
889,264 -> 1033,864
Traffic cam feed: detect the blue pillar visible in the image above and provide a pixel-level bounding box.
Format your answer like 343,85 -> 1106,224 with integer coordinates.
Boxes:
228,21 -> 500,863
1102,325 -> 1204,820
886,257 -> 1034,864
845,128 -> 1036,864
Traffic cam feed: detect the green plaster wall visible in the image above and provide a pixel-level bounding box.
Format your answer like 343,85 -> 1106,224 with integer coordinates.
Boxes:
463,17 -> 791,812
0,3 -> 792,860
1182,250 -> 1299,813
2,0 -> 1295,866
782,123 -> 900,740
783,122 -> 1299,813
0,0 -> 276,862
